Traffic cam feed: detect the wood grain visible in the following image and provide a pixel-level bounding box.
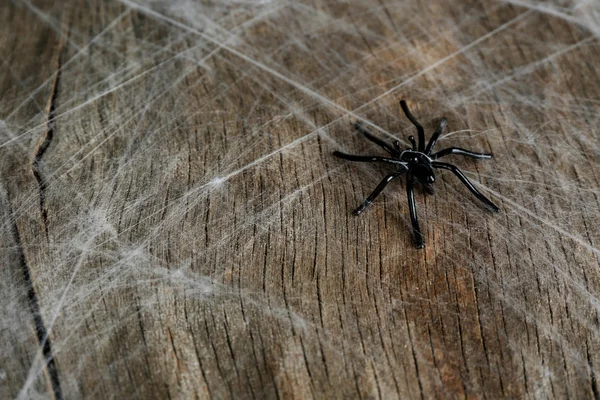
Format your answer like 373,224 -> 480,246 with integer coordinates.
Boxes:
1,0 -> 599,399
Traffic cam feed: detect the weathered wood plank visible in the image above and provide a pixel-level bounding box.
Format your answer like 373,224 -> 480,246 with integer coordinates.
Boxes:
0,1 -> 66,398
2,0 -> 600,399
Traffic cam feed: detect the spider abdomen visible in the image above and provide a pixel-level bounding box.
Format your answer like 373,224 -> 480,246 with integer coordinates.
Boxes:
411,163 -> 435,184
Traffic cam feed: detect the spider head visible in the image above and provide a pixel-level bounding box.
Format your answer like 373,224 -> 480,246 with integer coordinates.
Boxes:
412,162 -> 435,185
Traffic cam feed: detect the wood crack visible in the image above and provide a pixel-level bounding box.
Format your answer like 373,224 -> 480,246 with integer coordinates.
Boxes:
32,56 -> 62,237
21,29 -> 66,399
9,208 -> 63,400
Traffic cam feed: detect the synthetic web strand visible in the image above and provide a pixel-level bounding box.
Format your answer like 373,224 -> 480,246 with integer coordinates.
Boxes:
120,0 -> 532,139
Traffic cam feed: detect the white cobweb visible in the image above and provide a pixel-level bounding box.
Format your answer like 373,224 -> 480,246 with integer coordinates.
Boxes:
1,0 -> 600,398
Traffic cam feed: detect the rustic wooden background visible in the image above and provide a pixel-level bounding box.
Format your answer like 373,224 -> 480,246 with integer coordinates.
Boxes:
1,0 -> 599,398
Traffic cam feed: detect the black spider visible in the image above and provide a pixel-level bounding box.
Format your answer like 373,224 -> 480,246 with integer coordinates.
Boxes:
334,100 -> 499,249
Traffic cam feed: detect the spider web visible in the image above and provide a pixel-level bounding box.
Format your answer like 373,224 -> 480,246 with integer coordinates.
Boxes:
1,0 -> 600,398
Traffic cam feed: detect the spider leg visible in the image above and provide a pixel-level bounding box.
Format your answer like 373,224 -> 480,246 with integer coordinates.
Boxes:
400,100 -> 425,152
353,172 -> 405,215
431,147 -> 492,160
407,136 -> 417,151
354,122 -> 397,156
432,161 -> 500,212
393,140 -> 403,153
406,173 -> 425,248
425,117 -> 448,155
333,151 -> 407,167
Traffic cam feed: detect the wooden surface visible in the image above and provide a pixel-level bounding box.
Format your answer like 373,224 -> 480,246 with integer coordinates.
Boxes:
1,0 -> 600,398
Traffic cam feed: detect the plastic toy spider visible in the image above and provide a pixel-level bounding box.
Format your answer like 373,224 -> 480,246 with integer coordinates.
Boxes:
334,100 -> 499,248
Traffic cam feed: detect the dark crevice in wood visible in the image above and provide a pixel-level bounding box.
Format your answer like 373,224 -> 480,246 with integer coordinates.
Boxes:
16,35 -> 66,399
521,353 -> 529,396
351,363 -> 364,400
222,311 -> 242,383
318,334 -> 330,381
184,303 -> 213,398
134,303 -> 152,380
32,59 -> 61,238
370,359 -> 383,400
10,213 -> 63,400
298,337 -> 316,398
406,322 -> 425,400
466,213 -> 497,394
205,308 -> 234,399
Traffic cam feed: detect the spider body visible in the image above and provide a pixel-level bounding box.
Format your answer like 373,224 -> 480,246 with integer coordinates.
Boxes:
399,151 -> 435,184
334,100 -> 499,249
